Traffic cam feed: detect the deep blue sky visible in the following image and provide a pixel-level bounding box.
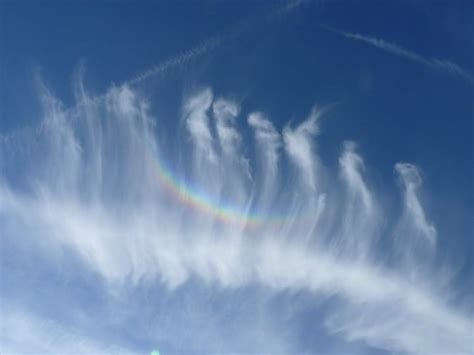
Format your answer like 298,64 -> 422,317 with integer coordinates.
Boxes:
1,0 -> 473,353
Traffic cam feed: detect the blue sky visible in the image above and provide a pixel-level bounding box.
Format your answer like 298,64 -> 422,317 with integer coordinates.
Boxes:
1,0 -> 473,354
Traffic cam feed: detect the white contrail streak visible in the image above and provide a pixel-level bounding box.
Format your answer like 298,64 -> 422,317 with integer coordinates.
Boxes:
126,0 -> 307,85
316,23 -> 474,86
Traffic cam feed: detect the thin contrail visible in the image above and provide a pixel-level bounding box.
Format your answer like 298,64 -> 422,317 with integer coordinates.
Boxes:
76,1 -> 308,102
126,0 -> 308,86
316,23 -> 474,86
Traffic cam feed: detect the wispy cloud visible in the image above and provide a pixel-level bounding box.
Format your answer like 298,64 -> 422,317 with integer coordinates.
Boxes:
316,23 -> 474,86
396,162 -> 437,247
282,107 -> 321,191
1,78 -> 472,353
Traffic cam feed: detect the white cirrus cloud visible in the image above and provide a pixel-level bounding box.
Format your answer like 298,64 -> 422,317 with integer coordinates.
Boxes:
0,78 -> 472,354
